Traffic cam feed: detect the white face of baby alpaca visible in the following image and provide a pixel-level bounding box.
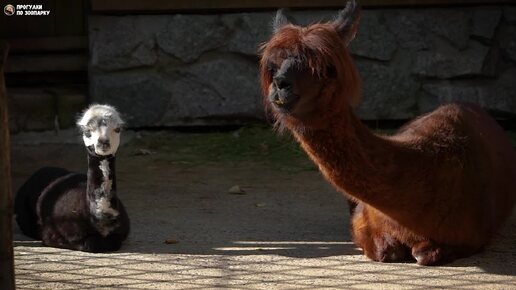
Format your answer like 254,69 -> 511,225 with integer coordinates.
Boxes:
82,123 -> 121,156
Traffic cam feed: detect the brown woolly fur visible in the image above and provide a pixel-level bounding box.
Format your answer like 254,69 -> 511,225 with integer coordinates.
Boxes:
260,23 -> 361,132
260,1 -> 516,265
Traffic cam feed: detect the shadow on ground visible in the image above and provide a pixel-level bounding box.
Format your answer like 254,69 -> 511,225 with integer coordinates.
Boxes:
10,128 -> 516,289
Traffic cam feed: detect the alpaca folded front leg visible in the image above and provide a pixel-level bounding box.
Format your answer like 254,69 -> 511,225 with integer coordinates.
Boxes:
411,240 -> 456,266
41,229 -> 71,250
355,231 -> 412,263
374,234 -> 412,263
352,215 -> 411,263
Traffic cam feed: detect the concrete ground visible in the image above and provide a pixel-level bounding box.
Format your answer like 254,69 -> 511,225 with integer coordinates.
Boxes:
10,128 -> 516,289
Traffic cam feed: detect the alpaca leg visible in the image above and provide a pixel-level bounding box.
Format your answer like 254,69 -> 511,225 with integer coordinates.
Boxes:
373,233 -> 412,262
43,232 -> 122,253
411,240 -> 456,266
41,227 -> 74,250
354,230 -> 411,262
352,206 -> 411,262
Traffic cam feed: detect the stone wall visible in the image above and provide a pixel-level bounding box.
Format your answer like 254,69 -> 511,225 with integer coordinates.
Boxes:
89,6 -> 516,127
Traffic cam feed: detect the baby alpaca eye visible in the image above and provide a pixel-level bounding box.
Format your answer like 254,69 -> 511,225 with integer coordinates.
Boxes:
84,130 -> 92,138
326,66 -> 337,78
114,127 -> 121,133
268,63 -> 277,74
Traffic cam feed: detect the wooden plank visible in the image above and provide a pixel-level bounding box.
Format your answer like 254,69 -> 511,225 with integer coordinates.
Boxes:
90,0 -> 516,13
8,36 -> 87,53
5,53 -> 87,73
0,41 -> 15,290
55,0 -> 86,36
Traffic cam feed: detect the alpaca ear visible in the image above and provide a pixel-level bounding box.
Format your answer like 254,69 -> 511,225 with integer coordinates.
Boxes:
333,0 -> 361,45
273,8 -> 296,34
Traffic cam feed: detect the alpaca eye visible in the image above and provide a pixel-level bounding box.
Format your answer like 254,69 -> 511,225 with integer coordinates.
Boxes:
327,66 -> 337,77
267,63 -> 277,74
114,128 -> 121,133
84,130 -> 92,138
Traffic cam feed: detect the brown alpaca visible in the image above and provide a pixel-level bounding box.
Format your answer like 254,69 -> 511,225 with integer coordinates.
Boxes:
259,0 -> 516,265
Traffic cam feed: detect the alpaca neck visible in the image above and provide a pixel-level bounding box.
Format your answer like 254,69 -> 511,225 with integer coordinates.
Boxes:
292,106 -> 430,220
86,153 -> 119,222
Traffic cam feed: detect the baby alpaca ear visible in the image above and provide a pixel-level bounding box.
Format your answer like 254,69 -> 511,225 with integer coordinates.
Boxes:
273,8 -> 296,34
333,0 -> 361,45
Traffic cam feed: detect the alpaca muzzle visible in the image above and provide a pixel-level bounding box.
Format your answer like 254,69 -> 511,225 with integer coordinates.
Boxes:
273,89 -> 296,105
271,58 -> 302,111
96,139 -> 110,150
270,87 -> 300,112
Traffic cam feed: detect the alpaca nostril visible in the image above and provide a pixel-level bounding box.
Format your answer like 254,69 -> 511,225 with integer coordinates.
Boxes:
273,94 -> 284,105
97,138 -> 110,148
273,93 -> 293,106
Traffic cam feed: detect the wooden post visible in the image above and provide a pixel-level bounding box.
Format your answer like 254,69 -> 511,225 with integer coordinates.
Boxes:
0,41 -> 15,290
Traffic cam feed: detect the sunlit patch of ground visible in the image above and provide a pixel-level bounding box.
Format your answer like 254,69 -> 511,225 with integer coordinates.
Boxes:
10,125 -> 516,289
